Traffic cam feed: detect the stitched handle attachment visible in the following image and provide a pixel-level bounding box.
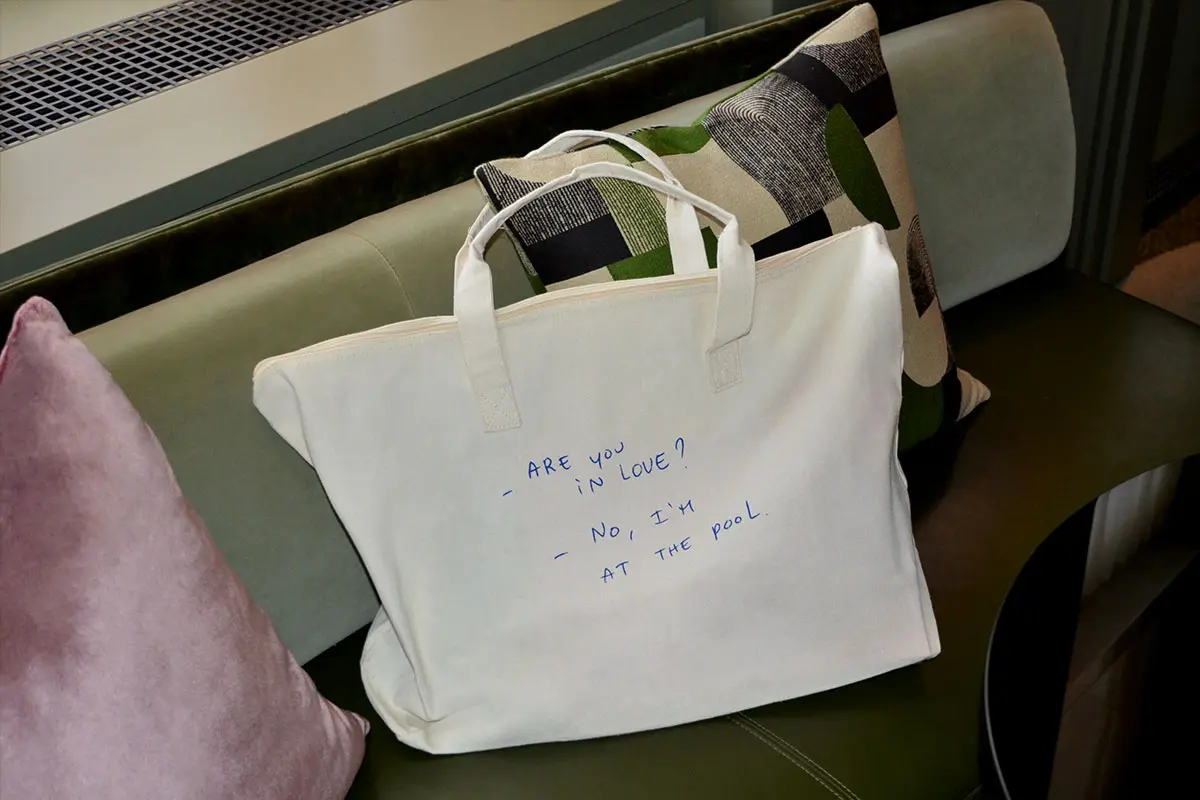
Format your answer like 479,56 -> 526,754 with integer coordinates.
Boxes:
455,161 -> 756,432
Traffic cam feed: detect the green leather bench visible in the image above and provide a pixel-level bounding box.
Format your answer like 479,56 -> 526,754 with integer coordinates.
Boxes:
5,2 -> 1199,796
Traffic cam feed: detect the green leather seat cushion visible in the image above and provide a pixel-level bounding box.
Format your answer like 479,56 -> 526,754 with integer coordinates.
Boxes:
306,267 -> 1200,798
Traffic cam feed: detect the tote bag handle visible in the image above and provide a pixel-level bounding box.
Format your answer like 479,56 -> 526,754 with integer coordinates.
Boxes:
525,129 -> 706,274
456,161 -> 756,432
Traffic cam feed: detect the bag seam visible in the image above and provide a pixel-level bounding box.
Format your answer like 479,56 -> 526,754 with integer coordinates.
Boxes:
361,618 -> 436,732
728,715 -> 846,799
260,226 -> 865,372
733,712 -> 863,800
264,268 -> 755,370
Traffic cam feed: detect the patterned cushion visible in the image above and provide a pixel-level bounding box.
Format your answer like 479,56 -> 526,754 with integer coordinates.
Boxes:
475,3 -> 988,451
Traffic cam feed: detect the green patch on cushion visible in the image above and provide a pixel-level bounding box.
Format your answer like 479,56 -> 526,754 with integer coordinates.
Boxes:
702,226 -> 719,268
607,227 -> 720,280
630,125 -> 712,158
593,178 -> 670,256
606,141 -> 641,163
608,243 -> 673,280
825,104 -> 900,230
898,374 -> 945,452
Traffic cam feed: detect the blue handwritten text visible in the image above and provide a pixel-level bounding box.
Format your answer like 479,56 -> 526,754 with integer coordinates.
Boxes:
601,561 -> 630,583
528,455 -> 571,479
588,441 -> 626,469
619,452 -> 671,482
654,537 -> 692,560
711,500 -> 764,541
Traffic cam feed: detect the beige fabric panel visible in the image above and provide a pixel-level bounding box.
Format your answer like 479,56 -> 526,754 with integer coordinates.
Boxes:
661,140 -> 788,243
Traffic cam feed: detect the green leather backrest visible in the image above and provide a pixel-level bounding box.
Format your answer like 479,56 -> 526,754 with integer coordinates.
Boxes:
78,1 -> 1074,662
884,0 -> 1074,308
80,233 -> 409,662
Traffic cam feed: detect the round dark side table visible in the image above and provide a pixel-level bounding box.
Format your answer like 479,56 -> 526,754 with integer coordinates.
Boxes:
981,456 -> 1199,799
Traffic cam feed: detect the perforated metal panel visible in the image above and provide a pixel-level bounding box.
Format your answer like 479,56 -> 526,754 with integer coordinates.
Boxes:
0,0 -> 410,150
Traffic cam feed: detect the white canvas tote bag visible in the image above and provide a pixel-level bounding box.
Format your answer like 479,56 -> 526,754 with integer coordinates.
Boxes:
253,161 -> 940,754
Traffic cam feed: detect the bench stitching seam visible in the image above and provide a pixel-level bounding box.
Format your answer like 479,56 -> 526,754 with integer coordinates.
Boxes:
341,231 -> 416,319
735,712 -> 863,800
728,716 -> 843,799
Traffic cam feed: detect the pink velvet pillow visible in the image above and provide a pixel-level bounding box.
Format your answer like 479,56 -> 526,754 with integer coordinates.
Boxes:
0,299 -> 367,799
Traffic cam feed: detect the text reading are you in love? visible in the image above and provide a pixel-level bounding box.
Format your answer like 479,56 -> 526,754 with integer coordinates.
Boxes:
506,434 -> 766,584
522,437 -> 687,497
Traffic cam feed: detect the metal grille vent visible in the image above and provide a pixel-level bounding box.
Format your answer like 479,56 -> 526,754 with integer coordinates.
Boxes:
0,0 -> 410,150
